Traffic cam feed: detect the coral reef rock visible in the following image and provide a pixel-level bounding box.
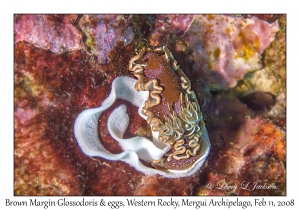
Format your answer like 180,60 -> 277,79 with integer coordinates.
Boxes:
78,15 -> 134,64
181,14 -> 280,90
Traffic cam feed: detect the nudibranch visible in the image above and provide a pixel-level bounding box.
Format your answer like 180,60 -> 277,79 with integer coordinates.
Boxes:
129,46 -> 207,171
74,46 -> 210,178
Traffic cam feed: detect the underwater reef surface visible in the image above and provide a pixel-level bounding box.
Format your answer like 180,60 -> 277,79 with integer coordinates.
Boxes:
14,14 -> 286,195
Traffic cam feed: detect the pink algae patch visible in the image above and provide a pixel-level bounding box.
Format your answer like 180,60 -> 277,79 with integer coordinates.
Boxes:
14,15 -> 83,53
148,14 -> 195,46
14,107 -> 36,125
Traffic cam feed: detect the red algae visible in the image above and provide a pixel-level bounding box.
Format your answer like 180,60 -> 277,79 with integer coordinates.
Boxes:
14,40 -> 144,195
134,174 -> 200,195
83,160 -> 143,196
15,119 -> 82,195
14,67 -> 82,195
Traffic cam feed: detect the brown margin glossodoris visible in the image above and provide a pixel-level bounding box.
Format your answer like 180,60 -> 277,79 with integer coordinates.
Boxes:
129,46 -> 206,171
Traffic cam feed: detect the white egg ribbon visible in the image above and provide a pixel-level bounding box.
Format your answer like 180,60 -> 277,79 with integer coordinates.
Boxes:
74,76 -> 210,177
